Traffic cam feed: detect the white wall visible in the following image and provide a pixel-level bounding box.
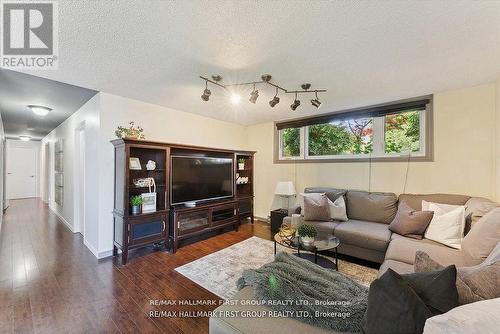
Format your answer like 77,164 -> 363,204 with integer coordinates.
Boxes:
6,139 -> 41,198
97,93 -> 248,256
41,94 -> 101,256
247,83 -> 498,218
0,113 -> 5,227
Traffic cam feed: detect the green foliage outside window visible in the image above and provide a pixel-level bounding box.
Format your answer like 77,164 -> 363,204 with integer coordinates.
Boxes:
385,110 -> 420,153
308,119 -> 373,156
281,128 -> 300,157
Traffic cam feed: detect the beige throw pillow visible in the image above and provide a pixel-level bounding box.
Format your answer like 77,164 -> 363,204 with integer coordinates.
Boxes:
303,194 -> 331,221
299,192 -> 325,212
423,201 -> 466,249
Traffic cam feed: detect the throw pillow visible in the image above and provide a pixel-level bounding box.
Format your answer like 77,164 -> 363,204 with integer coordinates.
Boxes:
362,266 -> 458,334
303,194 -> 331,221
461,207 -> 500,261
362,269 -> 432,334
389,202 -> 434,239
423,201 -> 466,249
299,192 -> 325,213
414,246 -> 500,305
423,298 -> 500,334
327,196 -> 348,221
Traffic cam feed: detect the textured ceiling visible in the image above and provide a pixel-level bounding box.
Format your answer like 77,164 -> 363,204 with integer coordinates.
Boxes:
18,0 -> 500,125
0,70 -> 97,140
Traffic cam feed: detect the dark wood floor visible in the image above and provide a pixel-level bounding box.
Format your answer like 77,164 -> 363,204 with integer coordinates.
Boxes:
0,198 -> 272,334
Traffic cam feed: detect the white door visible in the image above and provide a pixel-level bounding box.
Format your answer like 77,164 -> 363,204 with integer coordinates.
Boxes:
6,147 -> 37,199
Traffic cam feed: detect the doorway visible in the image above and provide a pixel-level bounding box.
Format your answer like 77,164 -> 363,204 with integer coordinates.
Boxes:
74,124 -> 86,237
6,141 -> 39,199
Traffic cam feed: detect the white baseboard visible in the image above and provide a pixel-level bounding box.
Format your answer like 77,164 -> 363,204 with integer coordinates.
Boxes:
84,239 -> 99,258
98,249 -> 116,259
49,204 -> 74,233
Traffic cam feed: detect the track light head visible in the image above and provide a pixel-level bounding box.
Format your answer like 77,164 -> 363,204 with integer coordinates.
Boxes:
311,98 -> 321,108
269,96 -> 280,107
290,99 -> 300,111
310,92 -> 321,108
249,90 -> 259,103
201,88 -> 211,101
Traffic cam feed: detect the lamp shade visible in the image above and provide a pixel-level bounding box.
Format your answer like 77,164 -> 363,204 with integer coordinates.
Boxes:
274,181 -> 296,196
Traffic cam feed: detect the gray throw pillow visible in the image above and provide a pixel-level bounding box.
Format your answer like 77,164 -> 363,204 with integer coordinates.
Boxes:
414,245 -> 500,305
362,266 -> 458,334
303,194 -> 331,222
389,202 -> 434,239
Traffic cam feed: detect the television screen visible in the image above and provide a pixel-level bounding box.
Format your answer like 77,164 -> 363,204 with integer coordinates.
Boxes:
171,156 -> 233,205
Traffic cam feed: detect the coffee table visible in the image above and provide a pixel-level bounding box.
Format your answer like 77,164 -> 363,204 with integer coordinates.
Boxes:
274,233 -> 340,270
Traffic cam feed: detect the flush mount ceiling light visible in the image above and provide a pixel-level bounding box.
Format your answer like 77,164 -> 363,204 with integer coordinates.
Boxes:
28,105 -> 52,116
19,135 -> 31,141
199,74 -> 326,111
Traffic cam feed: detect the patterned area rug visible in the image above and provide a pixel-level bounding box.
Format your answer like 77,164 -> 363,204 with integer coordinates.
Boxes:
175,236 -> 378,299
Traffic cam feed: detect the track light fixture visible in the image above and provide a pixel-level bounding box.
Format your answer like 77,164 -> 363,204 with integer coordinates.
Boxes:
290,92 -> 300,111
269,88 -> 280,107
310,91 -> 322,108
201,81 -> 211,101
249,84 -> 259,103
199,74 -> 326,111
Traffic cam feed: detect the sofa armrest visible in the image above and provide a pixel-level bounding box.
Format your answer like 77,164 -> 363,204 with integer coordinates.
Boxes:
290,203 -> 302,215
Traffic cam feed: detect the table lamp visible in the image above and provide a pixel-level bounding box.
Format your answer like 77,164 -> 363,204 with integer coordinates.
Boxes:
274,181 -> 296,212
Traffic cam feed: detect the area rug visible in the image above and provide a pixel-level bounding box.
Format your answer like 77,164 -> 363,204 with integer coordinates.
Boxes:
175,236 -> 378,299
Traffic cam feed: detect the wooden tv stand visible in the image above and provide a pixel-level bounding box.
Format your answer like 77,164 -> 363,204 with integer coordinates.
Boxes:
170,199 -> 239,252
111,138 -> 255,262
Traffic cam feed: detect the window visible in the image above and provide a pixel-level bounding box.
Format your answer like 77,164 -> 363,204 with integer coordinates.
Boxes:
276,96 -> 432,162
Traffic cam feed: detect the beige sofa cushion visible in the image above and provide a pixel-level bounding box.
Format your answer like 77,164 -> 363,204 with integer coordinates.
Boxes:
399,193 -> 470,211
464,197 -> 498,226
378,259 -> 414,277
462,207 -> 500,262
346,190 -> 398,224
334,220 -> 391,252
384,236 -> 474,267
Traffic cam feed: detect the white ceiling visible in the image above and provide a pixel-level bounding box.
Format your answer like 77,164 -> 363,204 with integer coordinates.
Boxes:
20,0 -> 500,125
0,70 -> 97,140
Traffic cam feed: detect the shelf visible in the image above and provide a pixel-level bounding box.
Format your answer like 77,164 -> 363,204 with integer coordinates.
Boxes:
237,182 -> 252,186
236,168 -> 251,171
129,184 -> 167,188
130,168 -> 166,172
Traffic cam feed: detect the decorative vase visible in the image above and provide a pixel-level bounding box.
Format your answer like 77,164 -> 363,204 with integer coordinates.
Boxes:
131,205 -> 141,215
301,236 -> 314,246
238,163 -> 245,170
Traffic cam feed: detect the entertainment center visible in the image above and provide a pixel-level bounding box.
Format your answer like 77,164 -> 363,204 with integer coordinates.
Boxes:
111,138 -> 255,264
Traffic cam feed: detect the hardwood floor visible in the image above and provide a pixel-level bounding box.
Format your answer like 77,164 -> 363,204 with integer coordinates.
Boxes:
0,198 -> 271,334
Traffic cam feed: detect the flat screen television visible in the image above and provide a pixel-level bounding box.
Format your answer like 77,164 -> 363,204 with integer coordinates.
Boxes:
171,156 -> 233,205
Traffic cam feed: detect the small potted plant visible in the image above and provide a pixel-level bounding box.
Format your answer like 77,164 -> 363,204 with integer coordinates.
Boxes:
297,224 -> 317,246
115,121 -> 145,139
238,158 -> 245,170
130,195 -> 143,215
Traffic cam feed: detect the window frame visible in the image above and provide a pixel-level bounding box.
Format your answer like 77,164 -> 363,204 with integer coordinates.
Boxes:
274,96 -> 433,163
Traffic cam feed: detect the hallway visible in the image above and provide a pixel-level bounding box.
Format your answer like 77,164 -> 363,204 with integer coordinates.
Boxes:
0,199 -> 270,333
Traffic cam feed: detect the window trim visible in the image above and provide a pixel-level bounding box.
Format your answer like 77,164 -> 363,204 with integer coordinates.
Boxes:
274,96 -> 433,163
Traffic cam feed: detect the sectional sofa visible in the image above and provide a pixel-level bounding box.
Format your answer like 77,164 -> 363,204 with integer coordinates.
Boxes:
209,188 -> 499,334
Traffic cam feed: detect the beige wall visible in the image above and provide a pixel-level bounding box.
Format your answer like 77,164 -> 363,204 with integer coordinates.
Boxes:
496,77 -> 500,203
248,83 -> 497,218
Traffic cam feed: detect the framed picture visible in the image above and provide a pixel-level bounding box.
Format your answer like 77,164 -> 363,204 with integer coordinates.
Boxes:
129,157 -> 142,170
141,192 -> 157,213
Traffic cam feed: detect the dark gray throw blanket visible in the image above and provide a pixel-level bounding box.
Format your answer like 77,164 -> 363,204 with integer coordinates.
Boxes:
237,252 -> 368,333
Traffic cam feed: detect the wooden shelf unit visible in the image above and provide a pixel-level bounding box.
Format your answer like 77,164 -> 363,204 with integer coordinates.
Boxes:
235,152 -> 254,224
112,140 -> 170,264
112,138 -> 255,261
